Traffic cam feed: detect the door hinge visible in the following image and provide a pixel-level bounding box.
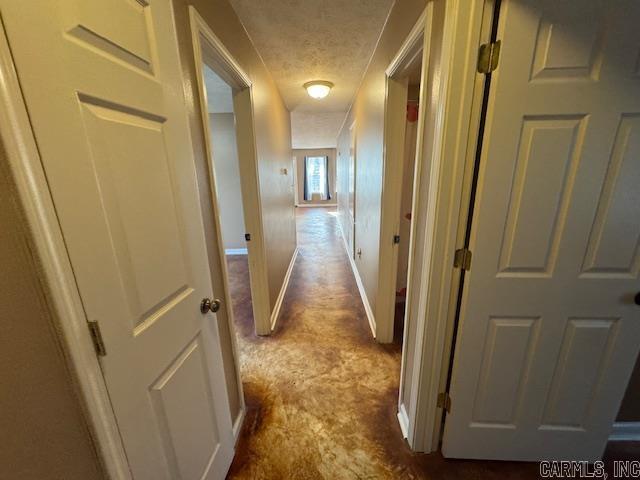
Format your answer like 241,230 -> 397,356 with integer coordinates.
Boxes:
477,40 -> 501,74
454,248 -> 472,270
244,233 -> 251,242
393,234 -> 400,244
87,320 -> 107,357
437,392 -> 452,413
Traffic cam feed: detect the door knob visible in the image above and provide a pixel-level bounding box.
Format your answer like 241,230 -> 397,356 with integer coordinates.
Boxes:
200,298 -> 221,314
635,292 -> 640,306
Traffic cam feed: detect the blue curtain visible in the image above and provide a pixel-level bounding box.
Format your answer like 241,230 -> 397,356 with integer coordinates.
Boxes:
303,157 -> 310,201
324,156 -> 331,200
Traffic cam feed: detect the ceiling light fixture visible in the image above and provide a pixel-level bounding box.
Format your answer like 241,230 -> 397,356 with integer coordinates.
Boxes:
303,80 -> 334,99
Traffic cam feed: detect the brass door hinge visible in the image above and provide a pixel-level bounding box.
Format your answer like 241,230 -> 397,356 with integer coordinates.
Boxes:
454,248 -> 472,270
477,40 -> 501,74
88,320 -> 107,357
437,392 -> 452,413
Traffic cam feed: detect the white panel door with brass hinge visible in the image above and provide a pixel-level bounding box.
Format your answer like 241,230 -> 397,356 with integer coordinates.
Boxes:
443,0 -> 640,461
0,1 -> 236,478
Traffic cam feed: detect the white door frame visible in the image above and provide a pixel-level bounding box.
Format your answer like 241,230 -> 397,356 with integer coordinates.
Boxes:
397,0 -> 494,452
376,8 -> 431,344
188,7 -> 272,336
0,14 -> 130,480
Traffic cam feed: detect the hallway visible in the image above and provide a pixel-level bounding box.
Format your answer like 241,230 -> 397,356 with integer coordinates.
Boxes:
226,207 -> 404,478
224,208 -> 543,479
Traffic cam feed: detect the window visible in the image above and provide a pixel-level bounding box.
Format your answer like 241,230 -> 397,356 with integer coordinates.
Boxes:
304,156 -> 329,200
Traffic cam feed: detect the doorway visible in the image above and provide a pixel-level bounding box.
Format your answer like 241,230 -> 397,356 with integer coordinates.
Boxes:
376,10 -> 429,345
189,6 -> 272,342
188,5 -> 275,445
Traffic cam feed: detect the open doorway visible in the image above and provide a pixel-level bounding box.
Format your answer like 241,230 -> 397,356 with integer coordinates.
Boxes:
394,69 -> 421,343
376,10 -> 428,345
188,6 -> 276,446
202,64 -> 255,340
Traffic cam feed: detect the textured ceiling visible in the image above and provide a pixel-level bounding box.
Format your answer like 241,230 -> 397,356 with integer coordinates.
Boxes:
228,0 -> 394,113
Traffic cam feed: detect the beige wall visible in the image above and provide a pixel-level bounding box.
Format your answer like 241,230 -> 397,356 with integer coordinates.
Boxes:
337,0 -> 426,316
172,0 -> 296,314
209,113 -> 247,250
293,148 -> 337,206
0,151 -> 103,479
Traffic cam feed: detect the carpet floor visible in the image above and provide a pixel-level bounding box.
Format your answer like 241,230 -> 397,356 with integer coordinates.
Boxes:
224,207 -> 637,479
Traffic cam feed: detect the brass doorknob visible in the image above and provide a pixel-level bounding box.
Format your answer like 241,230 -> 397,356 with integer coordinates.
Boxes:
200,298 -> 221,314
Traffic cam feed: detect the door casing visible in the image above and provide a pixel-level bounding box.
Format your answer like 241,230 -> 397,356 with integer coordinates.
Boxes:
397,0 -> 499,452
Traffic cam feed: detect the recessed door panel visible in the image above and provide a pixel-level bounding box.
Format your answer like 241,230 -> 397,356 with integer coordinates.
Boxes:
151,335 -> 221,480
498,116 -> 585,276
582,114 -> 640,277
530,1 -> 606,81
541,318 -> 618,429
65,0 -> 155,73
80,99 -> 191,327
472,317 -> 539,425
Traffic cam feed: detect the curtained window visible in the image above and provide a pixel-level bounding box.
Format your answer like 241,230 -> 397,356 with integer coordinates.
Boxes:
303,156 -> 331,201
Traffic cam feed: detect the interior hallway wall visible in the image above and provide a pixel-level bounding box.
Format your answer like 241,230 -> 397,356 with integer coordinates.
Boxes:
172,0 -> 296,312
293,148 -> 337,206
209,113 -> 247,250
0,149 -> 103,480
336,0 -> 426,322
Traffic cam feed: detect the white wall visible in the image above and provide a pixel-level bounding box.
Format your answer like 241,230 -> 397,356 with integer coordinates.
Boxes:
209,113 -> 247,251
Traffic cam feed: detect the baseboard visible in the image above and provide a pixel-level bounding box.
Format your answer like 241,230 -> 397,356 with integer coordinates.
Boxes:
270,246 -> 299,331
338,223 -> 376,339
609,422 -> 640,441
295,203 -> 337,208
225,248 -> 248,255
232,407 -> 246,445
397,403 -> 410,439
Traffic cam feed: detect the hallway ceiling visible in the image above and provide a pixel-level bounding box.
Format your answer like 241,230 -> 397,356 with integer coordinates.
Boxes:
228,0 -> 394,146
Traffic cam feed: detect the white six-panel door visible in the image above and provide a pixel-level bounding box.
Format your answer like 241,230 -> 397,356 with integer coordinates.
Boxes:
0,1 -> 236,478
443,0 -> 640,461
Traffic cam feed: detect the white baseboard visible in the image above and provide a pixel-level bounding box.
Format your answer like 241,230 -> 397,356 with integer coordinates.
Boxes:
295,203 -> 337,208
397,403 -> 410,439
270,246 -> 299,331
610,422 -> 640,441
338,223 -> 376,338
232,407 -> 246,445
225,248 -> 248,255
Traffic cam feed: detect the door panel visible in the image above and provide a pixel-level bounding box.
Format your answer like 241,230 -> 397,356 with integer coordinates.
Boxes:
0,1 -> 235,478
150,335 -> 221,480
583,115 -> 640,276
443,0 -> 640,461
498,115 -> 586,275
